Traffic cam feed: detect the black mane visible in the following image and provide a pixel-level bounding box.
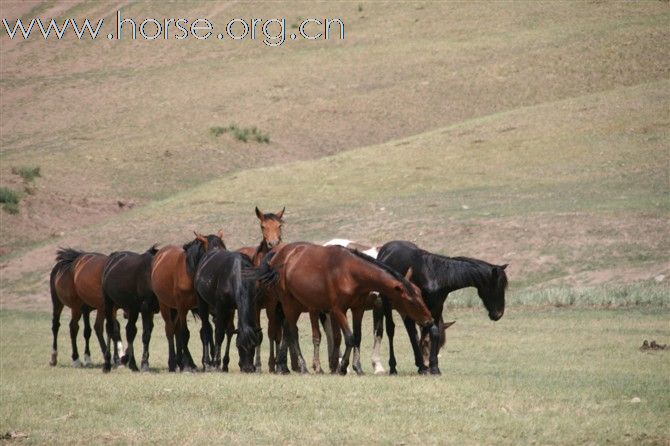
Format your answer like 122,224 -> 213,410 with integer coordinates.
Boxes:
346,248 -> 418,297
183,235 -> 226,275
423,252 -> 508,291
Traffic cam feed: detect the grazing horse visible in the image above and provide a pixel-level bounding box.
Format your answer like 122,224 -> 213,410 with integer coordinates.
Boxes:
253,242 -> 435,375
322,239 -> 381,373
377,240 -> 508,375
151,232 -> 224,372
238,206 -> 285,372
101,245 -> 159,373
49,248 -> 122,367
195,247 -> 261,373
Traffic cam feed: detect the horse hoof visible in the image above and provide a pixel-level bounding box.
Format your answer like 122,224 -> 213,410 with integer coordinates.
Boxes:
120,355 -> 129,365
141,363 -> 150,373
72,358 -> 83,368
373,365 -> 385,375
221,366 -> 229,373
338,366 -> 348,376
418,366 -> 429,375
430,367 -> 441,376
129,363 -> 139,372
389,369 -> 398,375
83,354 -> 92,367
255,367 -> 262,374
354,368 -> 365,376
102,364 -> 111,374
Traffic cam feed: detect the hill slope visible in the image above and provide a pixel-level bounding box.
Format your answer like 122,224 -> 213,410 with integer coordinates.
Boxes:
2,80 -> 668,309
1,1 -> 669,252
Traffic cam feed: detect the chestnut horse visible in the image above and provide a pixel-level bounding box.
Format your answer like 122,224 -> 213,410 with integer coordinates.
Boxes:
377,240 -> 507,375
49,248 -> 122,367
101,245 -> 159,373
151,232 -> 224,372
238,206 -> 287,373
253,243 -> 435,375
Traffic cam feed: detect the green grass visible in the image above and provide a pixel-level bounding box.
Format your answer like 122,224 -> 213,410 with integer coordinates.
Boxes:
210,124 -> 270,144
1,307 -> 668,444
11,166 -> 40,182
0,186 -> 20,214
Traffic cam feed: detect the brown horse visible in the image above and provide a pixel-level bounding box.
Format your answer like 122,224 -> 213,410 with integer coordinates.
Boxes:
254,243 -> 435,375
50,248 -> 122,367
151,232 -> 224,372
238,206 -> 286,372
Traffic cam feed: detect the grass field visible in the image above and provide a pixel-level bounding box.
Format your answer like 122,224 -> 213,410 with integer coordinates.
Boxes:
1,1 -> 669,444
1,306 -> 668,445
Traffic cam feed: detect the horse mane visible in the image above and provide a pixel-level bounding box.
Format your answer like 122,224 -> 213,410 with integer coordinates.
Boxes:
424,253 -> 508,290
182,235 -> 225,276
345,248 -> 418,297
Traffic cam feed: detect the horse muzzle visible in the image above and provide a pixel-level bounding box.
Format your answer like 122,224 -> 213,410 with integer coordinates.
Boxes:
489,309 -> 504,321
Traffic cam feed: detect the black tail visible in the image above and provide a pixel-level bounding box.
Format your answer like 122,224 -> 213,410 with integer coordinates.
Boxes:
55,247 -> 85,269
242,251 -> 280,286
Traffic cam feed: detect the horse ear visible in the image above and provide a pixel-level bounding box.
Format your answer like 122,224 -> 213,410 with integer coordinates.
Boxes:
217,229 -> 225,240
276,207 -> 285,220
255,207 -> 263,220
194,231 -> 207,245
501,264 -> 508,270
443,320 -> 456,330
405,267 -> 413,281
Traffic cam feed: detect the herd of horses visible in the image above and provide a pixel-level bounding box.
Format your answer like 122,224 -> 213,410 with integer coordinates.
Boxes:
49,207 -> 508,376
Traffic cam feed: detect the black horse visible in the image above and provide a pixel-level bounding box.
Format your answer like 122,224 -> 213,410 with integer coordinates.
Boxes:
101,245 -> 159,373
194,246 -> 261,373
375,240 -> 508,375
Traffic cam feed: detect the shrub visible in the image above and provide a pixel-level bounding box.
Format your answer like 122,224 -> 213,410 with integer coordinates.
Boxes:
210,124 -> 270,144
0,187 -> 20,214
12,166 -> 40,182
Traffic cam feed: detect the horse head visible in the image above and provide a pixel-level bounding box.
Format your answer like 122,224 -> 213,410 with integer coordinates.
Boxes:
477,263 -> 508,321
255,206 -> 284,249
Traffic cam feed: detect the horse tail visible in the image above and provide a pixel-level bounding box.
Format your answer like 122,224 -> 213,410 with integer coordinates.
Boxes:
55,247 -> 85,272
49,263 -> 64,366
241,251 -> 280,287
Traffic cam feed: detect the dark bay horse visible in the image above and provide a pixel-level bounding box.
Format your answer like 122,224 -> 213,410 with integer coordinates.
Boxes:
101,245 -> 159,373
253,242 -> 435,375
376,240 -> 508,375
49,248 -> 122,367
151,232 -> 224,372
238,206 -> 287,373
195,247 -> 261,373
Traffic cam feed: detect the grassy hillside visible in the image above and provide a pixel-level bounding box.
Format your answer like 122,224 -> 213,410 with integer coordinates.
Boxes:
1,1 -> 669,252
1,79 -> 668,309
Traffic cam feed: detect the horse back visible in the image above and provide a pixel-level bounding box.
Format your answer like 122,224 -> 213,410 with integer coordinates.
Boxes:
151,245 -> 195,308
72,253 -> 108,309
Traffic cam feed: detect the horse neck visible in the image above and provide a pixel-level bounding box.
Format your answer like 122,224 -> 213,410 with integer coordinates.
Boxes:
433,256 -> 488,293
254,240 -> 270,264
350,259 -> 400,297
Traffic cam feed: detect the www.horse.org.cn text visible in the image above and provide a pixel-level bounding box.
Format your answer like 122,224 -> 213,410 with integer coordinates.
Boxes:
1,11 -> 345,47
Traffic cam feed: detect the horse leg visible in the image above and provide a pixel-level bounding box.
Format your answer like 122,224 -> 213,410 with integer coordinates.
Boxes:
266,302 -> 279,373
140,309 -> 154,372
216,307 -> 230,372
124,309 -> 139,371
112,316 -> 123,366
282,305 -> 308,374
50,296 -> 63,366
254,306 -> 262,373
82,306 -> 93,366
331,308 -> 354,376
222,309 -> 235,372
289,324 -> 300,372
382,297 -> 398,375
102,294 -> 117,372
69,306 -> 83,367
402,317 -> 427,374
178,310 -> 195,372
160,305 -> 177,372
427,306 -> 443,375
330,315 -> 342,374
371,298 -> 385,374
183,323 -> 197,370
198,299 -> 213,371
352,307 -> 365,375
310,311 -> 324,373
276,319 -> 291,374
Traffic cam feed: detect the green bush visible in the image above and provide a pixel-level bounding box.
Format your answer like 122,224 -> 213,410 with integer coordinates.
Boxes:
12,166 -> 40,182
210,124 -> 270,144
0,187 -> 20,214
